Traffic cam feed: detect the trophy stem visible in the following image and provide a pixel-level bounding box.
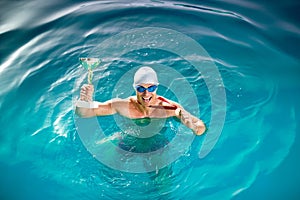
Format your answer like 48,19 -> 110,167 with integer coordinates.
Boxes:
88,69 -> 93,85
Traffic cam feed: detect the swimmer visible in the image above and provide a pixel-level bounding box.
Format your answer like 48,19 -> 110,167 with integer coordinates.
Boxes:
75,66 -> 206,135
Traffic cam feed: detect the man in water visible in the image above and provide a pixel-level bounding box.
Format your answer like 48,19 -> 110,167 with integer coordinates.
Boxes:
76,66 -> 206,135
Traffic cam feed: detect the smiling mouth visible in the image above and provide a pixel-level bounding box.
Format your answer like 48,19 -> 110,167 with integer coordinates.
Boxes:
142,96 -> 152,103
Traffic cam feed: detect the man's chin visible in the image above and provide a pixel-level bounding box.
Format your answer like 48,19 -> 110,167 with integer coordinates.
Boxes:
140,101 -> 150,107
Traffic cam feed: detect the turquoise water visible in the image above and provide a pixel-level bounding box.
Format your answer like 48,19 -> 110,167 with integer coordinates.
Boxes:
1,0 -> 300,200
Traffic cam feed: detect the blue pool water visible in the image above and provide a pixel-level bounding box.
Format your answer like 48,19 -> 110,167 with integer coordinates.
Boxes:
1,0 -> 300,200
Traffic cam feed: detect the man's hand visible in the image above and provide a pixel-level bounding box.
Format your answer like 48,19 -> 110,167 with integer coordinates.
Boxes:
80,84 -> 94,102
175,108 -> 206,136
193,120 -> 206,135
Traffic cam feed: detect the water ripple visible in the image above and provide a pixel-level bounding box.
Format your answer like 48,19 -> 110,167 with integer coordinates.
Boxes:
0,0 -> 298,200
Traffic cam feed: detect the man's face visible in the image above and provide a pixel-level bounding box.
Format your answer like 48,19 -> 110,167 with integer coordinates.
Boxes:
135,83 -> 158,107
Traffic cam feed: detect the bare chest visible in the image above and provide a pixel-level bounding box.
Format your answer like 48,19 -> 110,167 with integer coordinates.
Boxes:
118,103 -> 174,119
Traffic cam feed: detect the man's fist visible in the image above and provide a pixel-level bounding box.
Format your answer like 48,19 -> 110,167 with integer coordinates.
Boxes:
80,84 -> 94,102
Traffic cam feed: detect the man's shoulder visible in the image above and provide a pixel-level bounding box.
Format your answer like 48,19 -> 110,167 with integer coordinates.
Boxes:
110,97 -> 136,112
157,96 -> 182,107
157,96 -> 173,104
111,96 -> 134,104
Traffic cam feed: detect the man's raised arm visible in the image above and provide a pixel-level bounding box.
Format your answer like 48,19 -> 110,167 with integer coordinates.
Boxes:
75,84 -> 117,118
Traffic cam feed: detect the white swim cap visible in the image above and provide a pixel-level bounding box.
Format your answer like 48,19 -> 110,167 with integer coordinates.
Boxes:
133,66 -> 159,87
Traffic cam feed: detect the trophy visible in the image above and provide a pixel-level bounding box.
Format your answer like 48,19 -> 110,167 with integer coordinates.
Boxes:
76,57 -> 101,108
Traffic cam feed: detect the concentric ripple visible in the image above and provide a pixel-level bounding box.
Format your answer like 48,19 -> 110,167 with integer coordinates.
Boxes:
0,0 -> 299,200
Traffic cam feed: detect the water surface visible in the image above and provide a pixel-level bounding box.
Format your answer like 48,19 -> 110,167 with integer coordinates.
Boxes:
0,0 -> 300,200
